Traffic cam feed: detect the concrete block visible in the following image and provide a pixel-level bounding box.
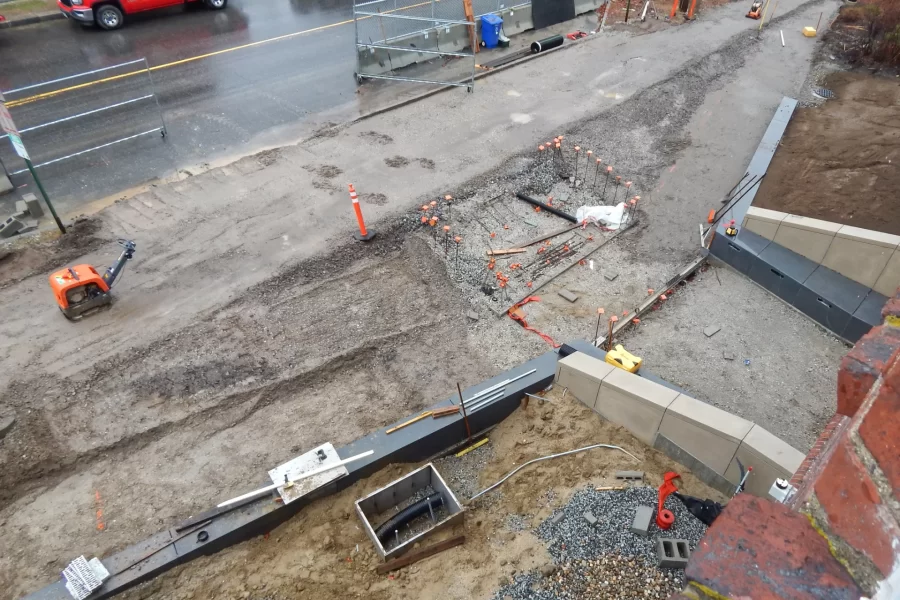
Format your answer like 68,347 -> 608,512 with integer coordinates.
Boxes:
558,289 -> 578,303
550,512 -> 565,525
772,214 -> 841,264
657,538 -> 690,569
724,425 -> 804,497
22,193 -> 43,218
742,206 -> 787,240
631,506 -> 653,537
616,470 -> 644,480
0,173 -> 12,196
0,215 -> 24,239
703,325 -> 721,338
583,511 -> 598,525
834,224 -> 900,249
15,200 -> 27,214
822,235 -> 896,289
555,352 -> 615,409
604,272 -> 618,281
873,250 -> 900,297
596,369 -> 680,445
658,394 -> 753,475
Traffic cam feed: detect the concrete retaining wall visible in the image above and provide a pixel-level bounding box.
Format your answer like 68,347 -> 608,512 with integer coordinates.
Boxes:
743,206 -> 900,297
357,0 -> 601,78
556,352 -> 805,498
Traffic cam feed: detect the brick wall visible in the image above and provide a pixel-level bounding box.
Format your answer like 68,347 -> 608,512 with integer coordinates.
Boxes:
676,290 -> 900,599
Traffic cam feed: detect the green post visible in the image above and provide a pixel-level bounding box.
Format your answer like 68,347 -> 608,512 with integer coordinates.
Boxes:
25,158 -> 65,234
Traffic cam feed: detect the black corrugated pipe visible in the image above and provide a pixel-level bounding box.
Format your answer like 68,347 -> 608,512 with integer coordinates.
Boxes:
516,192 -> 578,223
530,34 -> 564,53
375,493 -> 444,543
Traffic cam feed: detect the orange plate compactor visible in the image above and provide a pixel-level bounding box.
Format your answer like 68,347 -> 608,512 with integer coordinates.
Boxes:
49,239 -> 135,321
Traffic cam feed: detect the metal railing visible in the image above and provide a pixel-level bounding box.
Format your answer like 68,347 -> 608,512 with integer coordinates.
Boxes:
354,0 -> 478,90
0,58 -> 166,176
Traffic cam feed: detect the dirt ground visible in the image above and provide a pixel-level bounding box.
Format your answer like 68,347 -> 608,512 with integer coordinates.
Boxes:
0,0 -> 851,597
754,71 -> 900,235
115,387 -> 721,600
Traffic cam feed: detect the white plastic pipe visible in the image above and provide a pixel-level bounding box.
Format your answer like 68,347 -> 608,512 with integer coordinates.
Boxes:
217,450 -> 374,508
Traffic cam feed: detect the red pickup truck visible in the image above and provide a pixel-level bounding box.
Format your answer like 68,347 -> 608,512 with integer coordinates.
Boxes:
58,0 -> 226,30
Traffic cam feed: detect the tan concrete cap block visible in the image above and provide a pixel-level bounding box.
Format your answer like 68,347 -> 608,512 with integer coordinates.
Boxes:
821,236 -> 894,288
741,424 -> 804,473
745,206 -> 789,225
558,352 -> 616,382
835,225 -> 900,249
873,250 -> 900,297
779,213 -> 843,234
600,368 -> 680,410
665,394 -> 754,444
773,225 -> 835,264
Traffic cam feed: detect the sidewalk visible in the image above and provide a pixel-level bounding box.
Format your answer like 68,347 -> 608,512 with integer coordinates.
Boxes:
0,0 -> 62,28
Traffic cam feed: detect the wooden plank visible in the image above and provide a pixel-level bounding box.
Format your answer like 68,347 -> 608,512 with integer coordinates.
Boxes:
487,248 -> 527,256
462,0 -> 478,54
376,535 -> 466,574
432,406 -> 460,418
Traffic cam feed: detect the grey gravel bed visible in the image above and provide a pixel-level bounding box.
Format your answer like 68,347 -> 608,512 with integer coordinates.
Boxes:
492,486 -> 709,599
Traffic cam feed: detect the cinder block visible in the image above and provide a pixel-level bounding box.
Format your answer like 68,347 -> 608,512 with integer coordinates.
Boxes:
822,234 -> 896,289
555,352 -> 615,409
742,206 -> 787,240
22,193 -> 43,218
0,216 -> 24,239
772,214 -> 841,263
724,425 -> 805,497
15,200 -> 27,214
596,369 -> 680,445
873,250 -> 900,297
658,394 -> 753,475
631,506 -> 653,537
657,538 -> 690,569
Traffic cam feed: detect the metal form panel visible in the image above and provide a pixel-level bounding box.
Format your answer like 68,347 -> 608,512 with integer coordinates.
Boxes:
355,463 -> 463,559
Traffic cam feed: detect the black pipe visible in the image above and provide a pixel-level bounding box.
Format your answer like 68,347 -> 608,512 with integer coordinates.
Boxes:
531,35 -> 564,54
375,493 -> 444,543
516,192 -> 578,223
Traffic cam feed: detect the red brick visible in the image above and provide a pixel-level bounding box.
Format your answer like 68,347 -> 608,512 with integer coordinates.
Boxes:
859,361 -> 900,502
837,325 -> 900,416
686,495 -> 861,600
816,437 -> 900,576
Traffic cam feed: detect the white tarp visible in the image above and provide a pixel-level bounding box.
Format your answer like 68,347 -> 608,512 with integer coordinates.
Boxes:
576,202 -> 629,230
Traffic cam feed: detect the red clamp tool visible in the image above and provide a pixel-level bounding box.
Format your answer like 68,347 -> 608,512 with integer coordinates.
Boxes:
657,471 -> 681,529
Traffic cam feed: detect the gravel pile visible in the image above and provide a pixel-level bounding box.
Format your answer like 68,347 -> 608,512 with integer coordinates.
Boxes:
492,486 -> 708,600
433,443 -> 494,501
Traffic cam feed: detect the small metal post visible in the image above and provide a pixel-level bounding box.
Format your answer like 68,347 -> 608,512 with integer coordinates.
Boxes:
593,309 -> 603,344
602,168 -> 612,199
457,382 -> 472,444
26,158 -> 65,234
625,0 -> 632,21
428,500 -> 436,522
592,159 -> 600,191
144,58 -> 167,138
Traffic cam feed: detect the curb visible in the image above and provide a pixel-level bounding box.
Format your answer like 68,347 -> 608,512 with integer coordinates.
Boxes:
0,11 -> 65,29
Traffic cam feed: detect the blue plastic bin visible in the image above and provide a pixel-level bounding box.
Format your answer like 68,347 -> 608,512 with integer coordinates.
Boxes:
480,14 -> 503,48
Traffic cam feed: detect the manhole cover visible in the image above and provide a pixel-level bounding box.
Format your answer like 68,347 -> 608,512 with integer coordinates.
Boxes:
813,88 -> 835,99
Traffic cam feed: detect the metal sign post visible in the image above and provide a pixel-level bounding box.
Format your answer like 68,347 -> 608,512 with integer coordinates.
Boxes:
0,91 -> 65,233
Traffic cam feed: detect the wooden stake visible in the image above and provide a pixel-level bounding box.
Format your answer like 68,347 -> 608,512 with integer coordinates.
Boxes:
462,0 -> 478,54
386,411 -> 433,434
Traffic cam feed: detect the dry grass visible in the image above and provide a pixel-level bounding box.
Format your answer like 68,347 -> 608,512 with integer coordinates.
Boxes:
0,0 -> 58,18
837,0 -> 900,65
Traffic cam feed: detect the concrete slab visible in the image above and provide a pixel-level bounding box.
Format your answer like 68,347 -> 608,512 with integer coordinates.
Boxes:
0,173 -> 12,196
724,425 -> 804,496
703,325 -> 721,338
555,352 -> 615,409
596,369 -> 680,445
558,289 -> 578,303
658,394 -> 752,475
873,250 -> 900,297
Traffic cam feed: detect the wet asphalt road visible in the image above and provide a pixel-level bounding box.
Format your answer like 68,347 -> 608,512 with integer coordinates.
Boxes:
0,0 -> 384,214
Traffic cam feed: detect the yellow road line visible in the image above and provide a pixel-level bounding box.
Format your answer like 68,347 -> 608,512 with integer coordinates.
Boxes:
6,1 -> 438,108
